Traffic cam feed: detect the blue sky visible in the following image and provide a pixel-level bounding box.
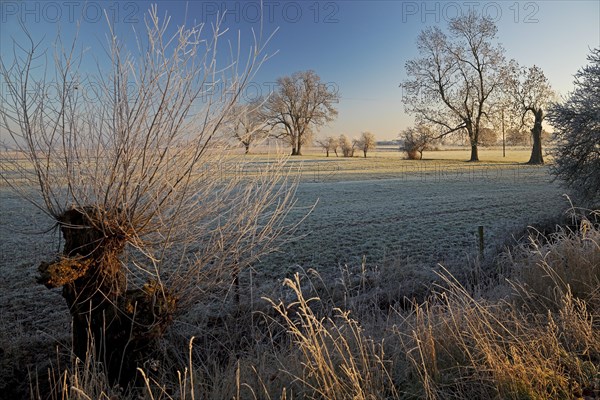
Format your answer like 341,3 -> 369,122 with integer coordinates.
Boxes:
1,1 -> 598,140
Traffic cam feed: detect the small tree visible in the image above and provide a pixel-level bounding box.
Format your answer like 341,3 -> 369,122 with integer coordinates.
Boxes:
400,125 -> 435,160
230,100 -> 270,154
547,48 -> 600,204
355,131 -> 377,158
316,136 -> 339,157
0,7 -> 297,388
339,134 -> 355,157
264,70 -> 339,156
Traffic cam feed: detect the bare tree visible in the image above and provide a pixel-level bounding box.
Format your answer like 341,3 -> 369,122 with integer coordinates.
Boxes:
399,124 -> 436,160
402,11 -> 506,161
264,70 -> 339,156
316,136 -> 339,157
0,7 -> 298,387
339,134 -> 355,157
547,48 -> 600,204
230,100 -> 270,154
504,62 -> 555,164
355,131 -> 377,158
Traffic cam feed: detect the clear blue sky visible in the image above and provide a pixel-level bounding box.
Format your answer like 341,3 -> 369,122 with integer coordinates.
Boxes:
1,1 -> 598,140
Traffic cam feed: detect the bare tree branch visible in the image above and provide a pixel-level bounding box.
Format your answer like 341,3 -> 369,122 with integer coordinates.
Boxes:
0,5 -> 301,386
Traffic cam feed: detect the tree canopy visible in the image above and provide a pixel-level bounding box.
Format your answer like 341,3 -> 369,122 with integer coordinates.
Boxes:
264,70 -> 339,156
403,11 -> 505,161
547,48 -> 600,204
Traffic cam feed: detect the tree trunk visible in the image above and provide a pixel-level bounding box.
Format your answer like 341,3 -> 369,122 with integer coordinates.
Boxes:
363,150 -> 367,158
527,108 -> 544,165
37,207 -> 176,388
469,143 -> 479,162
291,147 -> 298,156
326,149 -> 329,157
466,125 -> 480,162
296,141 -> 303,156
244,143 -> 250,154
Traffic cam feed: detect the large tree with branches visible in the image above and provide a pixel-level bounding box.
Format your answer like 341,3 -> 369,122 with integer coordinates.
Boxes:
264,70 -> 339,156
504,62 -> 555,164
0,7 -> 298,388
403,11 -> 506,162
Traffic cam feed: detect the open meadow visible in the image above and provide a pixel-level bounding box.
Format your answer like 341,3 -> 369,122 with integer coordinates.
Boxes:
1,148 -> 568,292
236,148 -> 569,278
2,148 -> 598,400
1,148 -> 580,397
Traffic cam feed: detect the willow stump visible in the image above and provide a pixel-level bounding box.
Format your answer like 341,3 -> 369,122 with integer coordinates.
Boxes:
38,207 -> 176,387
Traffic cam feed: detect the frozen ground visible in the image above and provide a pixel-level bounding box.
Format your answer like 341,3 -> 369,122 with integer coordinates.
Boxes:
0,152 -> 569,390
258,163 -> 567,277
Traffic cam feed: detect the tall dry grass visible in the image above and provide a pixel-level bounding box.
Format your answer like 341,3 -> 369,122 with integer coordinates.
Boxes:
397,211 -> 600,399
264,273 -> 397,400
28,211 -> 599,399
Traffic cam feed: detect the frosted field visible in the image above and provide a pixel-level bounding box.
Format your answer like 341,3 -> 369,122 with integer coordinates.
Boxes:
258,153 -> 567,277
0,149 -> 569,346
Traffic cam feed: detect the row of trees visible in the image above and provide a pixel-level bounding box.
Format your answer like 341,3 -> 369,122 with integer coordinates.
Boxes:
254,12 -> 556,162
202,11 -> 579,167
402,11 -> 555,164
398,124 -> 551,160
234,11 -> 556,163
315,132 -> 377,158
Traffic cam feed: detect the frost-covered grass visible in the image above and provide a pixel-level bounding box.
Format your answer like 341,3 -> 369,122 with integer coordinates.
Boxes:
8,207 -> 598,400
225,146 -> 548,182
0,147 -> 577,398
256,149 -> 567,281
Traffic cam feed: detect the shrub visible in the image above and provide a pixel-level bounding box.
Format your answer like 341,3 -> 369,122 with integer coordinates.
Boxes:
316,136 -> 339,157
547,48 -> 600,205
399,125 -> 435,160
339,134 -> 355,157
0,5 -> 296,391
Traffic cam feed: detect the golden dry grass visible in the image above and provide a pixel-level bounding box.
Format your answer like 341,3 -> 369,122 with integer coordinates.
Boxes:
20,211 -> 598,400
